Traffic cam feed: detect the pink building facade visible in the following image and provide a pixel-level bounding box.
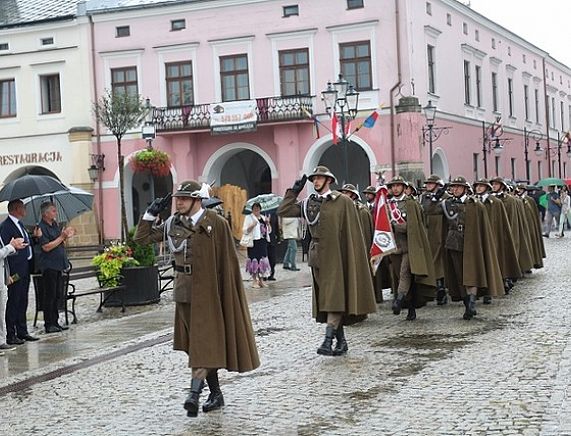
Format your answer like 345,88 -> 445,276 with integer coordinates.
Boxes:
87,0 -> 571,239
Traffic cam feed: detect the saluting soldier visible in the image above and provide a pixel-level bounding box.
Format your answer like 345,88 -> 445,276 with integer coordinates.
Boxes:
134,181 -> 260,417
419,174 -> 448,305
442,176 -> 503,320
278,166 -> 376,356
386,176 -> 435,321
473,179 -> 521,301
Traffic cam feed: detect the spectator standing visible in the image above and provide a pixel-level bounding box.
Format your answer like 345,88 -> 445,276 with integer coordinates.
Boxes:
0,200 -> 41,345
556,185 -> 571,238
543,185 -> 561,237
37,201 -> 75,333
281,217 -> 301,271
0,237 -> 27,351
242,202 -> 271,288
265,211 -> 279,281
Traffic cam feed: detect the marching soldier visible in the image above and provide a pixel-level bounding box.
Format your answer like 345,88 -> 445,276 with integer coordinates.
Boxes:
490,177 -> 534,276
473,179 -> 520,300
386,176 -> 435,321
404,182 -> 418,200
362,186 -> 377,212
515,183 -> 546,269
442,176 -> 503,320
419,174 -> 448,305
340,183 -> 374,250
134,181 -> 260,417
278,166 -> 376,356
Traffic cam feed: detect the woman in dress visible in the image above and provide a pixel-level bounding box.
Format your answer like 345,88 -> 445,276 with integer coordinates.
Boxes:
242,202 -> 271,288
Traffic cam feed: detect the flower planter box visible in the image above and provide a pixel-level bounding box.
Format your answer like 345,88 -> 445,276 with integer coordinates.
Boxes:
103,265 -> 160,307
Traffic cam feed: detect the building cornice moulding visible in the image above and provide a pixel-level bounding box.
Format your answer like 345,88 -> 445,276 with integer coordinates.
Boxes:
99,48 -> 145,57
461,43 -> 486,60
489,56 -> 502,66
266,28 -> 318,40
424,25 -> 442,39
506,64 -> 517,73
522,71 -> 533,80
326,19 -> 379,33
208,35 -> 255,46
153,41 -> 200,52
29,59 -> 66,67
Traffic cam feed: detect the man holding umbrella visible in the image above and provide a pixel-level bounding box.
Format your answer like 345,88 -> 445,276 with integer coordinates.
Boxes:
278,166 -> 376,356
0,200 -> 41,344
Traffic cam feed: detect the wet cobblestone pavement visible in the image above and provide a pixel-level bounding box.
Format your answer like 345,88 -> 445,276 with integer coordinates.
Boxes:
1,238 -> 570,435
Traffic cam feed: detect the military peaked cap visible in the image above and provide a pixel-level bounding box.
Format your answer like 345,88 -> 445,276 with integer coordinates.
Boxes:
449,176 -> 471,188
424,174 -> 444,186
308,165 -> 337,184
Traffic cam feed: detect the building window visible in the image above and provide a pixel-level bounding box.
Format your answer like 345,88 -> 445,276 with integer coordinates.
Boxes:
491,72 -> 498,112
507,78 -> 513,117
339,41 -> 372,91
475,29 -> 479,42
0,43 -> 8,50
511,158 -> 517,180
475,65 -> 481,107
537,161 -> 542,179
462,22 -> 468,35
426,2 -> 432,15
282,5 -> 299,17
446,13 -> 452,26
551,97 -> 556,128
171,19 -> 186,31
473,153 -> 479,180
533,59 -> 537,69
347,0 -> 364,9
116,26 -> 130,38
568,105 -> 571,131
427,44 -> 436,94
551,71 -> 554,81
111,67 -> 138,97
507,46 -> 511,56
524,84 -> 529,121
561,101 -> 565,130
40,74 -> 61,114
495,155 -> 500,176
41,37 -> 54,46
279,48 -> 310,96
220,54 -> 250,102
491,38 -> 496,49
166,61 -> 193,107
560,75 -> 563,85
463,60 -> 471,105
534,88 -> 540,123
0,79 -> 16,117
522,54 -> 526,64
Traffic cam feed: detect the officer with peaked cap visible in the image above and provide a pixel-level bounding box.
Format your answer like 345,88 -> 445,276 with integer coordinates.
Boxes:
419,174 -> 449,305
278,166 -> 376,356
442,176 -> 503,319
134,180 -> 260,417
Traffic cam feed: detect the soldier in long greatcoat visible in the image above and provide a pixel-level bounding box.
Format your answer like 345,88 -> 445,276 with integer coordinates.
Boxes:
278,166 -> 376,357
515,183 -> 546,269
385,177 -> 435,321
442,176 -> 503,320
134,181 -> 260,418
340,183 -> 373,249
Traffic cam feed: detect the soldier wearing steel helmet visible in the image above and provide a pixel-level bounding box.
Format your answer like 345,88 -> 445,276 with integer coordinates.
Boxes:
134,180 -> 259,418
442,176 -> 503,320
340,183 -> 374,251
278,166 -> 376,357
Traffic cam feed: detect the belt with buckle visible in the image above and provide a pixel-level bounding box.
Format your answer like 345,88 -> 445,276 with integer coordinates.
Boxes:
173,264 -> 192,274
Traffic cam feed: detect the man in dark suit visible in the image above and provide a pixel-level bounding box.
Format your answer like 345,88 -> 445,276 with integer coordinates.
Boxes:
0,200 -> 40,344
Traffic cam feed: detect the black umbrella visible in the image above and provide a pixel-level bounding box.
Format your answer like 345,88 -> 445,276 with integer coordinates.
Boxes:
0,175 -> 68,202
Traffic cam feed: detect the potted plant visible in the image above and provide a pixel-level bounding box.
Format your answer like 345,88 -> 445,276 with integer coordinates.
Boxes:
92,243 -> 139,287
130,148 -> 171,177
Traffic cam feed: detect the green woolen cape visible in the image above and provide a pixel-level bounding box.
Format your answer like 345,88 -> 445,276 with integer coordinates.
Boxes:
522,196 -> 546,268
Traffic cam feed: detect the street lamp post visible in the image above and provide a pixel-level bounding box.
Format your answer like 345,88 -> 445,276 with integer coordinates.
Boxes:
422,101 -> 450,175
523,126 -> 543,182
482,117 -> 506,178
321,74 -> 359,185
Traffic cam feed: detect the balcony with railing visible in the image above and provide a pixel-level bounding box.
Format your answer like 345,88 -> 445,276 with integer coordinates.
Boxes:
151,95 -> 314,132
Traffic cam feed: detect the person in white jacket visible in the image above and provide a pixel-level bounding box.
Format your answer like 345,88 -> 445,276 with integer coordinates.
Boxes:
0,236 -> 28,353
556,185 -> 571,238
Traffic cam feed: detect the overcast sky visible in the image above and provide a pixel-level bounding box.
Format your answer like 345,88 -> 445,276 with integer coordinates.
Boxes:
469,0 -> 571,67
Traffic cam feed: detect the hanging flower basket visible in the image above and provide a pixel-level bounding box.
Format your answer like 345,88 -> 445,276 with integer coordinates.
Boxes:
130,148 -> 171,177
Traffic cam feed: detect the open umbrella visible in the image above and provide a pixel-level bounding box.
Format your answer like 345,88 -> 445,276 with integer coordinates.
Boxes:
0,175 -> 69,202
536,177 -> 565,187
21,187 -> 94,226
243,193 -> 283,214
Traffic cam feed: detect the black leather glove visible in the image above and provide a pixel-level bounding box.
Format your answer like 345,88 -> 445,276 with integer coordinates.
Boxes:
146,193 -> 172,216
433,186 -> 447,201
291,175 -> 307,194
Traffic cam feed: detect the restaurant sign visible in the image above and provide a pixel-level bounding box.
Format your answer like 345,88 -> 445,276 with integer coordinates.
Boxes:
0,151 -> 63,166
209,100 -> 257,135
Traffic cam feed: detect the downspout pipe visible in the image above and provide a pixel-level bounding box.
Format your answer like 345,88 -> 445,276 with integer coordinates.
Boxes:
89,13 -> 105,244
542,57 -> 551,177
390,0 -> 402,177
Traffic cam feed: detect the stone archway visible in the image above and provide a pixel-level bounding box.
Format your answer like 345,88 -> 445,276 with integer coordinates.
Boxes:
432,148 -> 450,181
201,143 -> 277,197
3,165 -> 60,183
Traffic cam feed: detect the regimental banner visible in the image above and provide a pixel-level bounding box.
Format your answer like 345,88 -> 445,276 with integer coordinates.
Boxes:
370,186 -> 397,274
209,100 -> 257,135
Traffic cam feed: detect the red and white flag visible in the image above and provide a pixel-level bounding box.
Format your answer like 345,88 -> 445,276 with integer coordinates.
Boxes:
370,186 -> 397,273
331,112 -> 350,144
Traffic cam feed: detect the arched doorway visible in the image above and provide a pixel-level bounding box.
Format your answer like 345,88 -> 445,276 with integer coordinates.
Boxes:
3,165 -> 60,183
432,148 -> 449,181
130,171 -> 173,225
319,141 -> 371,190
